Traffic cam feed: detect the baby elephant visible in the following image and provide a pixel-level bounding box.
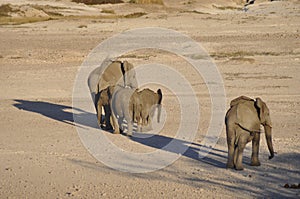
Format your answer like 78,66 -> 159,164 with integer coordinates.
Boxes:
225,96 -> 275,170
95,85 -> 115,130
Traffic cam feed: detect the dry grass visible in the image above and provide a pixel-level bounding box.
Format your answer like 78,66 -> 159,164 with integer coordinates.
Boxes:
211,51 -> 282,59
0,4 -> 14,17
32,5 -> 63,17
123,12 -> 146,18
78,24 -> 88,28
212,4 -> 241,10
129,0 -> 164,5
0,4 -> 63,25
71,0 -> 123,5
0,1 -> 146,25
0,16 -> 53,25
101,9 -> 115,14
181,10 -> 210,15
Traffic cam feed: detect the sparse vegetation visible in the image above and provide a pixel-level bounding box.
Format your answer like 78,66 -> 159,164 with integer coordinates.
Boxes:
101,9 -> 115,14
71,0 -> 123,5
123,12 -> 146,18
78,24 -> 88,28
229,57 -> 255,63
0,4 -> 15,17
181,10 -> 209,15
0,16 -> 52,25
212,4 -> 240,10
129,0 -> 164,5
32,5 -> 63,17
0,4 -> 64,25
211,51 -> 282,59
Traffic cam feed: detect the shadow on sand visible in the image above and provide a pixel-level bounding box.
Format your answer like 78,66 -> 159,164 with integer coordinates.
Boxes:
13,99 -> 98,129
131,133 -> 227,168
13,99 -> 227,168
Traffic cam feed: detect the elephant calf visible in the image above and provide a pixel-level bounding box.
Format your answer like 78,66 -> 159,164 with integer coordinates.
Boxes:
225,96 -> 275,170
95,85 -> 115,130
134,88 -> 163,132
110,87 -> 163,136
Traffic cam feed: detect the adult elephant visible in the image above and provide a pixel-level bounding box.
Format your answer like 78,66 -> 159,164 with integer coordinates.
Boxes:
135,88 -> 163,132
88,60 -> 138,106
225,96 -> 275,170
89,60 -> 138,130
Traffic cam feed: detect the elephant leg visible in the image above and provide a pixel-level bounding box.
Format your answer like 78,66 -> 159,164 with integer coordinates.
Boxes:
251,132 -> 261,166
97,102 -> 103,128
124,108 -> 133,136
111,113 -> 120,134
138,115 -> 142,132
226,127 -> 235,169
136,116 -> 142,132
117,117 -> 124,133
127,121 -> 133,137
146,115 -> 153,131
234,129 -> 248,170
104,105 -> 113,130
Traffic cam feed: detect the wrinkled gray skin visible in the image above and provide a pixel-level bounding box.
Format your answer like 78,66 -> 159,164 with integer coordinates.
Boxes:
89,60 -> 138,130
134,88 -> 163,131
110,87 -> 163,135
110,87 -> 137,136
225,96 -> 275,170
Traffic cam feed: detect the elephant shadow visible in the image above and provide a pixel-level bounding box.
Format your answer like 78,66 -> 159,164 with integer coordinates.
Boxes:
130,133 -> 228,168
13,99 -> 98,129
13,99 -> 227,168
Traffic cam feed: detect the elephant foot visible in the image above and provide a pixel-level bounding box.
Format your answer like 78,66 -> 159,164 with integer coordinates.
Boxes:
113,130 -> 120,134
235,165 -> 244,171
250,161 -> 261,166
105,125 -> 113,131
226,162 -> 235,169
126,133 -> 133,137
101,125 -> 113,131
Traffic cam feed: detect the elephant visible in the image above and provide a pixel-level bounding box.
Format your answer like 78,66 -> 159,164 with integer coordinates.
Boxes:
110,86 -> 138,136
95,85 -> 115,130
225,96 -> 275,170
110,87 -> 163,136
134,88 -> 163,131
90,60 -> 138,130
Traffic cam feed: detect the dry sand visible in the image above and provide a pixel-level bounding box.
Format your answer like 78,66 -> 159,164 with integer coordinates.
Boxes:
0,0 -> 299,198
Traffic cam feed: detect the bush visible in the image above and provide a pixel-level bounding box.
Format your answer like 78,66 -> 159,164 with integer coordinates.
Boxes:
72,0 -> 123,5
129,0 -> 164,5
0,4 -> 13,17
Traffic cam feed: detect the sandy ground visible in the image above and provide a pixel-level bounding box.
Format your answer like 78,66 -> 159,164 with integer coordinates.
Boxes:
0,0 -> 299,198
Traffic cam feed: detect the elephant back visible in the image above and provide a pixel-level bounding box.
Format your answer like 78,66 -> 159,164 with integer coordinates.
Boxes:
230,96 -> 254,107
236,101 -> 261,133
97,61 -> 124,92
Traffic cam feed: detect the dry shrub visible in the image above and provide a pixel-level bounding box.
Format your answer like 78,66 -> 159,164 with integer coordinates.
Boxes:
0,4 -> 14,17
123,12 -> 146,18
72,0 -> 123,5
129,0 -> 164,5
101,9 -> 115,14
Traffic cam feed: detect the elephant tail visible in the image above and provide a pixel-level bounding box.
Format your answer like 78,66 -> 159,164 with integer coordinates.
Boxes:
157,89 -> 162,104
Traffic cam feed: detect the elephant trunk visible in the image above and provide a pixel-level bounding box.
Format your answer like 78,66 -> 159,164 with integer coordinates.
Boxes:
264,125 -> 274,159
157,89 -> 162,123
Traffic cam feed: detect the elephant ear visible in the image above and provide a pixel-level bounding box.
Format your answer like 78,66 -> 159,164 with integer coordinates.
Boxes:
236,101 -> 261,132
255,97 -> 266,123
